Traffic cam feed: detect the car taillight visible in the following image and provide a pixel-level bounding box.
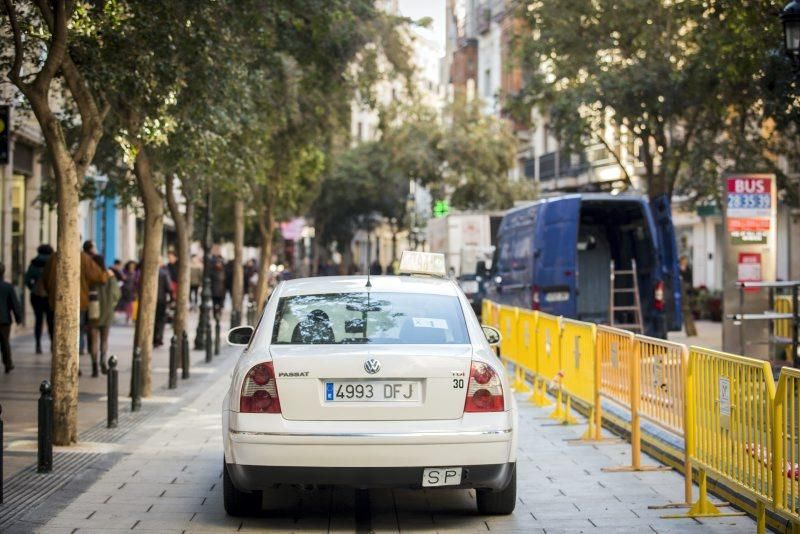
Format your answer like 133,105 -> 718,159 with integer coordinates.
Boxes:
654,280 -> 665,311
464,361 -> 504,413
531,285 -> 540,311
240,362 -> 282,413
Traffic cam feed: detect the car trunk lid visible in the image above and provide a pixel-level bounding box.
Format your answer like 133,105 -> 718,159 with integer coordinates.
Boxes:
270,345 -> 472,421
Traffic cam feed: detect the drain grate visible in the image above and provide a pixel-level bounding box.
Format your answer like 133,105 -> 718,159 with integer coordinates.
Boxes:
0,452 -> 102,529
0,404 -> 159,529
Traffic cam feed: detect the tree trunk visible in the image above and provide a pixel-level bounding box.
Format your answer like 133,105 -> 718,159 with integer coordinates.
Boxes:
231,199 -> 245,321
132,146 -> 164,397
311,222 -> 324,276
50,155 -> 82,446
165,176 -> 191,359
4,0 -> 107,445
255,213 -> 275,312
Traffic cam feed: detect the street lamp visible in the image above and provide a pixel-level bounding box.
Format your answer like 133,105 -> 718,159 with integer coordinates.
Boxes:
782,0 -> 800,69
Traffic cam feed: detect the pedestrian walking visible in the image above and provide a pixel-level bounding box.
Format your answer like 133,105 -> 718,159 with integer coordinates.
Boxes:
119,261 -> 138,323
679,255 -> 697,337
210,256 -> 226,314
153,261 -> 172,347
89,255 -> 121,375
43,243 -> 108,374
24,244 -> 54,354
0,262 -> 23,373
190,254 -> 202,310
110,259 -> 125,282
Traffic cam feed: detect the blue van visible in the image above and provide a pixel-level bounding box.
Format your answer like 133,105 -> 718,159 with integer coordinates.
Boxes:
484,193 -> 682,338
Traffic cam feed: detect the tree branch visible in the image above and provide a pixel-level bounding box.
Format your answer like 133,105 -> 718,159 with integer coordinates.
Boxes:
594,131 -> 632,187
3,0 -> 26,88
60,53 -> 105,175
30,0 -> 68,97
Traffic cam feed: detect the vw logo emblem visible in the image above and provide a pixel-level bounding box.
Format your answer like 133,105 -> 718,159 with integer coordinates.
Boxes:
364,358 -> 381,374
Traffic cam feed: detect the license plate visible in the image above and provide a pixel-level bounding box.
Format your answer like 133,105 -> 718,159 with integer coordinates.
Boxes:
324,381 -> 421,402
422,467 -> 463,487
545,291 -> 570,303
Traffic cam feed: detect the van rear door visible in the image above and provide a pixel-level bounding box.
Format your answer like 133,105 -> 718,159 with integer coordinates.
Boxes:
535,197 -> 580,317
649,194 -> 683,331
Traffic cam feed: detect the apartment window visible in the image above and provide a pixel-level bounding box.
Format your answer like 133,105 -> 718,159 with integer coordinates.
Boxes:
484,68 -> 491,98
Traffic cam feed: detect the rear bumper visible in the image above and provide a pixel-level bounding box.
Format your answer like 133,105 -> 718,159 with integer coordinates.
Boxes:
227,462 -> 515,491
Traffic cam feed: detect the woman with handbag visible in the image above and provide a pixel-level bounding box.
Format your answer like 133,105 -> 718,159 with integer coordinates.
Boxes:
89,255 -> 121,376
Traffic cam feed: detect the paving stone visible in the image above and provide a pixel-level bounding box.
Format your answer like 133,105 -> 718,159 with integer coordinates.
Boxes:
25,372 -> 760,533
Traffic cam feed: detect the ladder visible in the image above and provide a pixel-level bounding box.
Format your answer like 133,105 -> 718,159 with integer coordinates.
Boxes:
609,259 -> 644,333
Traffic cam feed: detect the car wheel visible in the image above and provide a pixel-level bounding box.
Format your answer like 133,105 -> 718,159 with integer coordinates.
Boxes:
223,461 -> 262,517
476,464 -> 516,515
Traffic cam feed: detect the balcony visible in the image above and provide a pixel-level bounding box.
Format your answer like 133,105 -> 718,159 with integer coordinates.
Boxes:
539,152 -> 556,181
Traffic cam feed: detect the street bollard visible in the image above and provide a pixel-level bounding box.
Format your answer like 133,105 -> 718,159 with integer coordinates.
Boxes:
181,331 -> 190,379
38,380 -> 53,473
230,309 -> 241,329
107,356 -> 118,428
246,300 -> 255,326
132,347 -> 142,412
214,313 -> 221,356
168,335 -> 178,389
1,403 -> 4,504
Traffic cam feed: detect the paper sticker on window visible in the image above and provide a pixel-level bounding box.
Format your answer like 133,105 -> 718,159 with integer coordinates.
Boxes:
413,317 -> 447,329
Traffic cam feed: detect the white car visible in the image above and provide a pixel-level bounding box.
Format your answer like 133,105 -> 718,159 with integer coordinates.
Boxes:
222,252 -> 517,516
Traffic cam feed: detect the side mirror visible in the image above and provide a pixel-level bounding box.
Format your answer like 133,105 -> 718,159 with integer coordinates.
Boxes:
227,325 -> 254,346
481,325 -> 501,346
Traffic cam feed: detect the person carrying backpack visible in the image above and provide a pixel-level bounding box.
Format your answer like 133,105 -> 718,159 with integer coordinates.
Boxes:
90,255 -> 121,375
24,244 -> 54,354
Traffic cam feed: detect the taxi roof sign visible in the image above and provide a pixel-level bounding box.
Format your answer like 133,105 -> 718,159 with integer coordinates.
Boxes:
398,251 -> 446,278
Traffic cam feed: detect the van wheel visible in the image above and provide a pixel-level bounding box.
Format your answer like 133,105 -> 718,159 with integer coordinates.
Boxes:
223,461 -> 262,517
476,465 -> 516,515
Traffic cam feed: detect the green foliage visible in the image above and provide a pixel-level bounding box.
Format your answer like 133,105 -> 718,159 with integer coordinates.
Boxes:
511,0 -> 789,201
313,97 -> 521,249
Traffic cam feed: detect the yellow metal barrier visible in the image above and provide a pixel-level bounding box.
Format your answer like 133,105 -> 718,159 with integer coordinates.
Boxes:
637,336 -> 688,437
498,305 -> 518,363
517,310 -> 548,406
673,347 -> 773,523
776,295 -> 793,339
559,318 -> 599,435
560,319 -> 597,405
481,299 -> 492,324
597,325 -> 635,407
536,312 -> 562,383
776,296 -> 794,361
498,305 -> 528,392
773,367 -> 800,525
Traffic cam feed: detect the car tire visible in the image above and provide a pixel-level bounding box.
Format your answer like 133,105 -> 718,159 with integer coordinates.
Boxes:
476,464 -> 516,515
223,461 -> 262,517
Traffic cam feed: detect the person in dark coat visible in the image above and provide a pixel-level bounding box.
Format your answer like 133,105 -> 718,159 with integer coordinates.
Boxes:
210,256 -> 227,314
24,244 -> 54,353
0,262 -> 23,373
153,261 -> 172,347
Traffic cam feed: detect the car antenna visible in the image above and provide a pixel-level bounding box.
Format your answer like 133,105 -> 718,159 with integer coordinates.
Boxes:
365,230 -> 373,288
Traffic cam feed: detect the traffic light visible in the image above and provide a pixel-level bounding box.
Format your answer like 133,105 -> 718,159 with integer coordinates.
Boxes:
433,200 -> 450,218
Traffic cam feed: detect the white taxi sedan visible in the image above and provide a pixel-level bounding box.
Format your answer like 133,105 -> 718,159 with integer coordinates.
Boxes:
222,252 -> 517,516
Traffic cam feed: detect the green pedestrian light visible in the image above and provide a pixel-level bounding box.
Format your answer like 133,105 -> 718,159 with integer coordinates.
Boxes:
433,200 -> 450,218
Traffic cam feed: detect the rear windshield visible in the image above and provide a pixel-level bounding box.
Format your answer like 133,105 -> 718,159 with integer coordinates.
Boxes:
271,292 -> 469,345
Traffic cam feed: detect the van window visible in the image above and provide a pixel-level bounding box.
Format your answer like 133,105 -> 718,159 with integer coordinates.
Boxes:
496,234 -> 513,273
512,230 -> 533,270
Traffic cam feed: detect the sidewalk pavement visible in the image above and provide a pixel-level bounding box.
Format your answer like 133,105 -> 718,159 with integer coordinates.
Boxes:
1,309 -> 223,482
8,360 -> 756,533
668,320 -> 722,351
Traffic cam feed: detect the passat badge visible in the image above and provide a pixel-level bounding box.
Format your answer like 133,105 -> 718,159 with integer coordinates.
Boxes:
364,358 -> 381,374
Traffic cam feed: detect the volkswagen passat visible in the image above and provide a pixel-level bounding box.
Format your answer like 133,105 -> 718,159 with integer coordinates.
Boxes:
222,252 -> 517,516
